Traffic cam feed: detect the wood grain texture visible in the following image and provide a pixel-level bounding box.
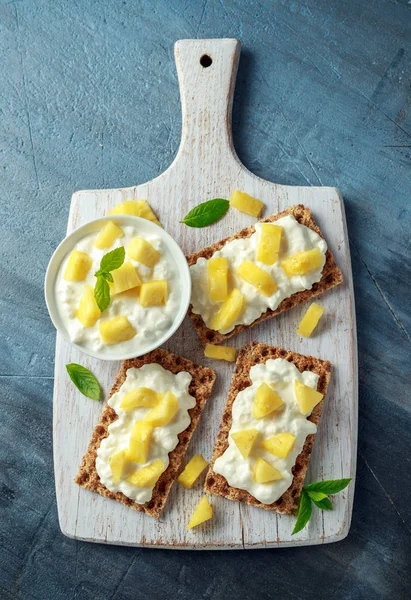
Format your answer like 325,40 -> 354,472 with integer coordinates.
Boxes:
53,39 -> 357,549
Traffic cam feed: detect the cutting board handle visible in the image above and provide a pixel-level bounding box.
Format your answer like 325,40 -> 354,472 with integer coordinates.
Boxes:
174,38 -> 240,167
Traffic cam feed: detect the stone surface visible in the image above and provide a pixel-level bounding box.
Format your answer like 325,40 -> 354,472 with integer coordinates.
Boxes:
0,0 -> 410,598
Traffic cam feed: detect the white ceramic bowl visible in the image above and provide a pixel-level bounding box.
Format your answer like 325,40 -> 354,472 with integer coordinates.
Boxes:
44,215 -> 191,361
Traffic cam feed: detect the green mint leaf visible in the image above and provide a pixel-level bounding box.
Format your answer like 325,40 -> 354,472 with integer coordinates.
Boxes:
311,496 -> 333,511
94,276 -> 110,312
303,479 -> 352,495
66,363 -> 101,400
292,491 -> 312,535
94,269 -> 113,283
306,490 -> 328,502
181,198 -> 229,228
100,246 -> 125,272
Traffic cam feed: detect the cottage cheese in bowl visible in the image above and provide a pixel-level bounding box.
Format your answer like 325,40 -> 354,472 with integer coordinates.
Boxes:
45,216 -> 191,360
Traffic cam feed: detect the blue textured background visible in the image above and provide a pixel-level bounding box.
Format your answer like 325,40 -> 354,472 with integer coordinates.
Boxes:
1,1 -> 410,598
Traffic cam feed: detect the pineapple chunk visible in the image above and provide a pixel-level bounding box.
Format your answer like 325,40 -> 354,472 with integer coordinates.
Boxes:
64,250 -> 92,282
281,248 -> 324,277
127,459 -> 165,487
204,344 -> 237,362
262,433 -> 296,458
99,316 -> 136,345
231,428 -> 259,459
76,285 -> 101,327
120,387 -> 159,411
297,303 -> 324,337
207,257 -> 228,302
94,221 -> 124,249
186,496 -> 213,529
144,390 -> 179,427
254,458 -> 284,483
109,449 -> 129,483
127,421 -> 153,464
257,223 -> 283,264
139,280 -> 168,307
237,261 -> 278,297
253,382 -> 284,419
209,288 -> 244,332
294,380 -> 324,415
110,262 -> 141,295
177,454 -> 208,489
127,238 -> 161,267
229,190 -> 264,218
108,200 -> 161,226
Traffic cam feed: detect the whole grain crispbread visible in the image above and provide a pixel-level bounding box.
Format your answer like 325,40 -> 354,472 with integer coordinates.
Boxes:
75,349 -> 216,518
204,342 -> 331,515
187,204 -> 343,344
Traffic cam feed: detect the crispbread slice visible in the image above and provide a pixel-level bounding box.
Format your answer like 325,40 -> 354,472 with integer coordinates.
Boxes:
204,342 -> 331,515
75,349 -> 216,518
187,204 -> 343,344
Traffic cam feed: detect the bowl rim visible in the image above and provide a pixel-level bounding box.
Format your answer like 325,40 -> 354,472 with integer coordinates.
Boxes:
44,215 -> 191,361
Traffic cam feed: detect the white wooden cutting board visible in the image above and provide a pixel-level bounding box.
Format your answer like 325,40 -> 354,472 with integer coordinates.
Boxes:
53,39 -> 357,549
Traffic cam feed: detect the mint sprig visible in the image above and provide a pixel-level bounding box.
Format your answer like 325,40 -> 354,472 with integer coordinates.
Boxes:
100,246 -> 125,272
181,198 -> 229,228
93,246 -> 125,311
94,276 -> 111,312
292,491 -> 312,535
66,363 -> 101,400
292,478 -> 351,535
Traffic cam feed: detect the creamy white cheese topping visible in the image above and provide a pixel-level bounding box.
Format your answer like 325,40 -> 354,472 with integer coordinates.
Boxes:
55,225 -> 179,356
213,358 -> 318,504
190,215 -> 327,333
96,364 -> 195,503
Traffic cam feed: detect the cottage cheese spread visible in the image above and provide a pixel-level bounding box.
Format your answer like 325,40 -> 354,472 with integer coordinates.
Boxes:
189,215 -> 327,333
55,225 -> 179,356
213,358 -> 318,504
96,364 -> 195,503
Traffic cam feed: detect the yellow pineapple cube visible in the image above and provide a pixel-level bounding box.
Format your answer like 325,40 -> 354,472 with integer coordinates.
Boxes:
253,382 -> 284,419
186,496 -> 213,529
237,261 -> 278,297
99,316 -> 136,345
126,459 -> 165,487
127,238 -> 161,267
257,223 -> 283,264
120,387 -> 159,411
94,221 -> 124,249
297,303 -> 324,337
76,285 -> 101,327
262,433 -> 296,458
230,190 -> 264,218
177,454 -> 208,489
207,257 -> 228,302
127,421 -> 153,464
204,344 -> 237,362
64,250 -> 92,282
281,248 -> 324,277
254,458 -> 284,483
109,449 -> 129,483
110,262 -> 141,295
294,380 -> 324,415
108,200 -> 161,226
144,390 -> 179,427
209,288 -> 244,332
139,280 -> 168,307
231,428 -> 259,459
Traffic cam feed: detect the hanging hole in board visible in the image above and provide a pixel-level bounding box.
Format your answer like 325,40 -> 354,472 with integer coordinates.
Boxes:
200,54 -> 212,68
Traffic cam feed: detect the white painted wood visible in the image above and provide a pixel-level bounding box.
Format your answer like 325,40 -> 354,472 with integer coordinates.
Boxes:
53,38 -> 357,549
